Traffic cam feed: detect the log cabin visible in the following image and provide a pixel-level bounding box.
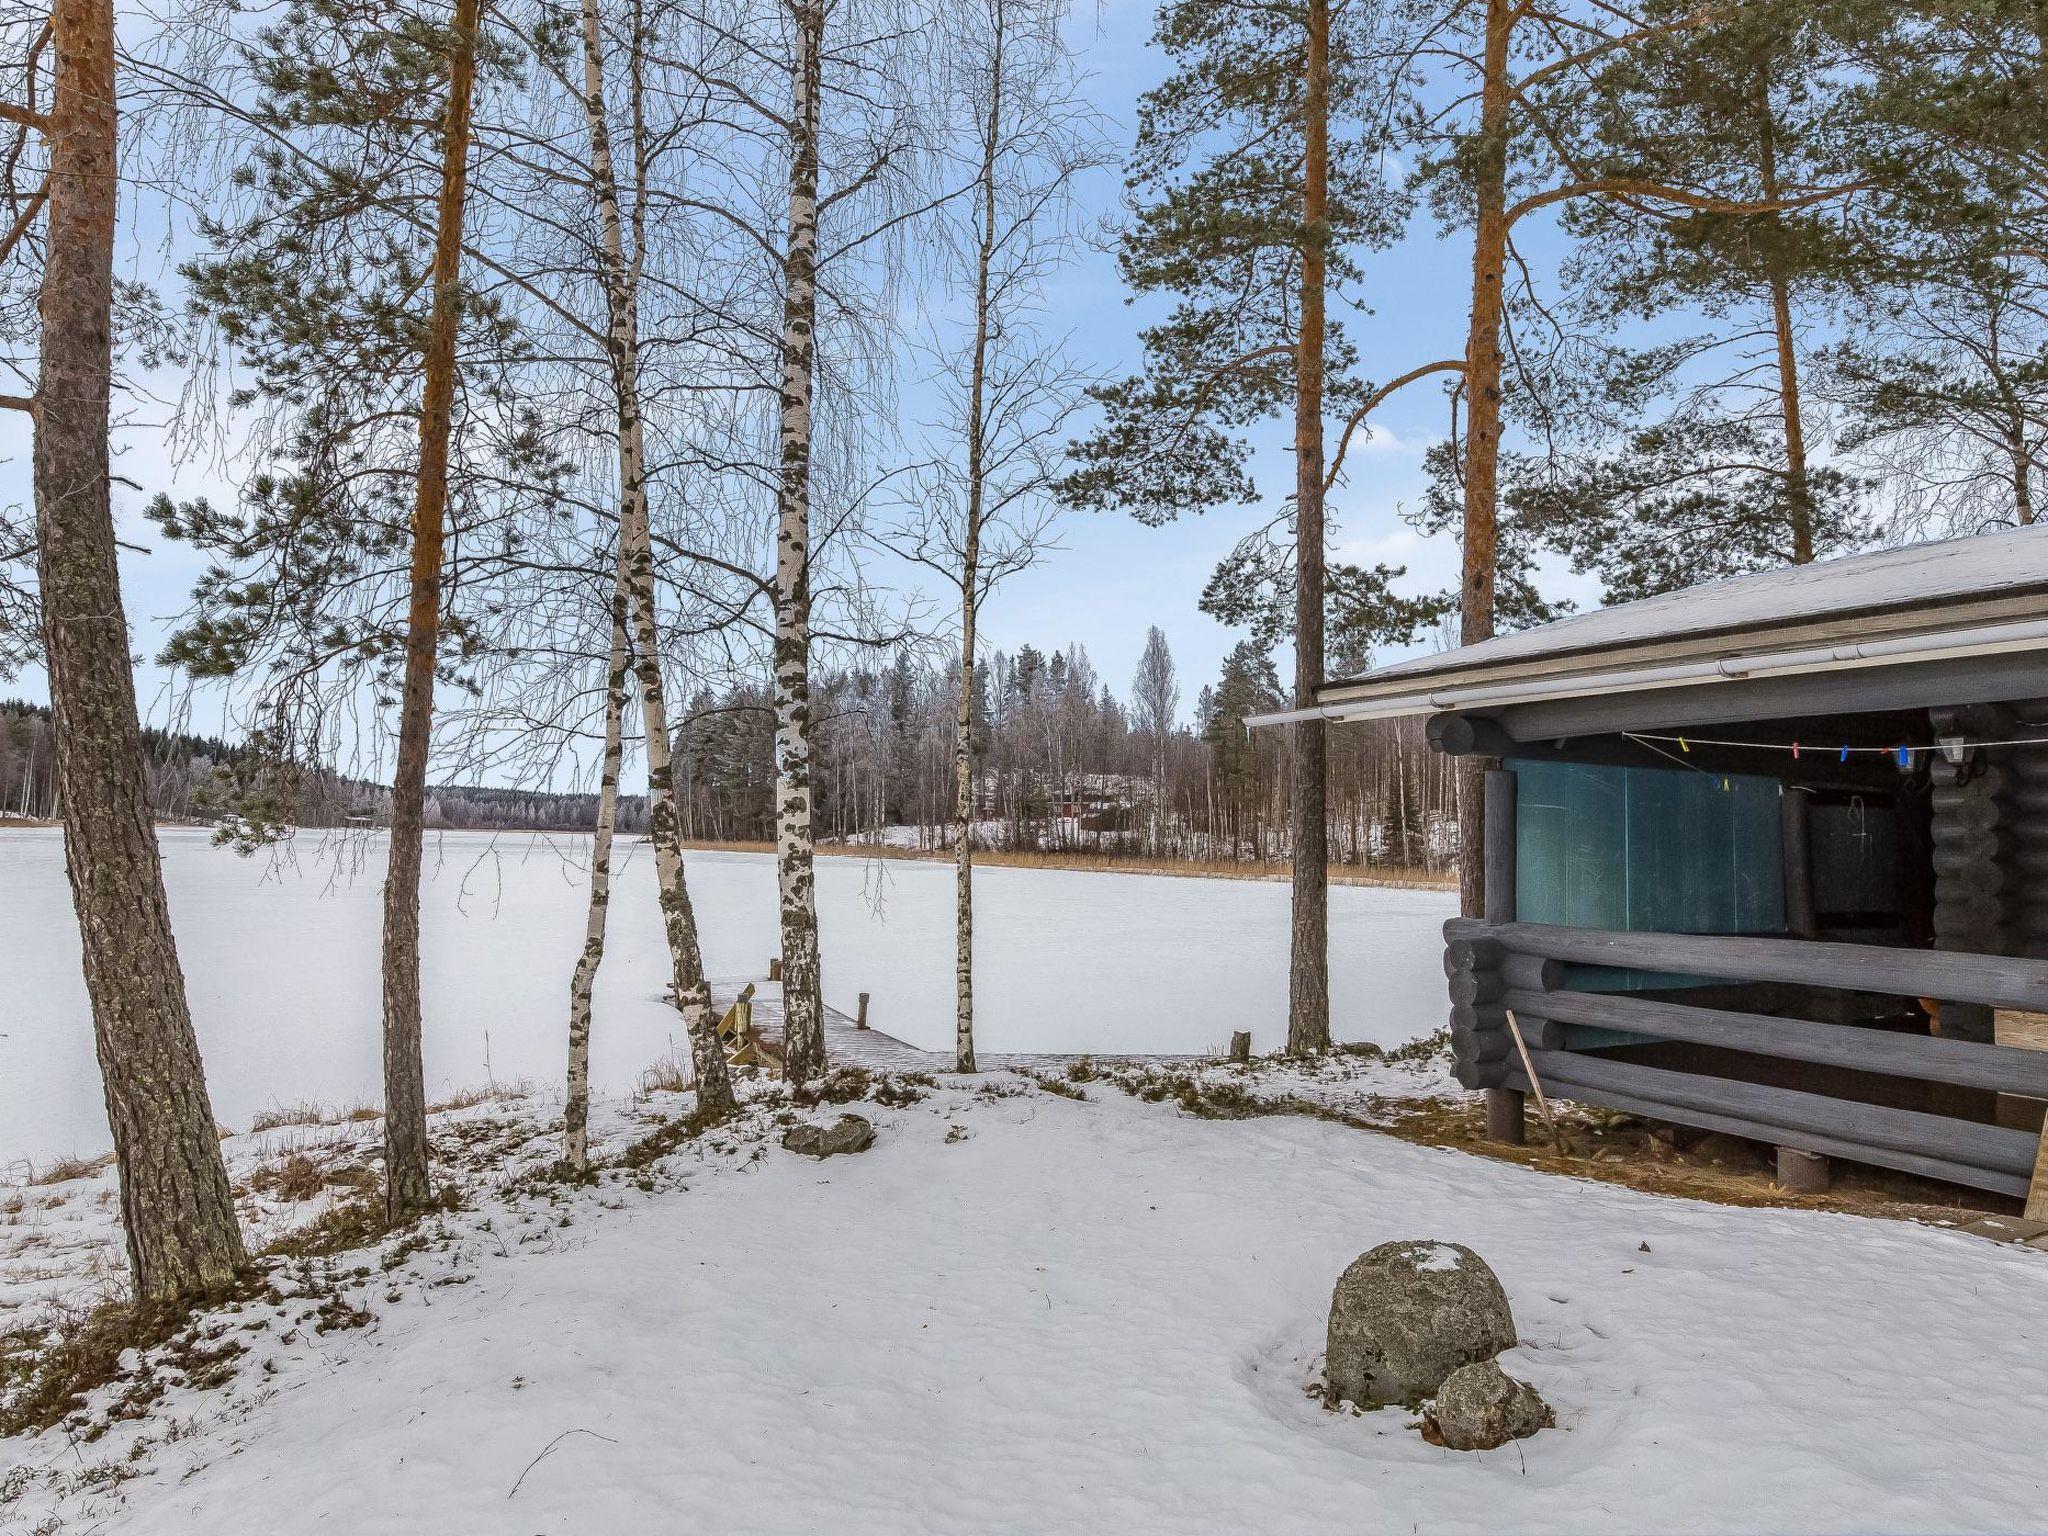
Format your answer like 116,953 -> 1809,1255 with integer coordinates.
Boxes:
1258,525 -> 2048,1202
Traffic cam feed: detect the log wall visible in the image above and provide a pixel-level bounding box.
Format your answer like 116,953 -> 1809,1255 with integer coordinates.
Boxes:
1446,916 -> 2048,1197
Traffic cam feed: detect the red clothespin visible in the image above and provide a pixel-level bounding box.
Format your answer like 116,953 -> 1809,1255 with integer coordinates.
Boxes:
1792,742 -> 1800,760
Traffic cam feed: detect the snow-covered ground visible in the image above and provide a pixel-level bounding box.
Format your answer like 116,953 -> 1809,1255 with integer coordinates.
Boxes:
0,827 -> 1455,1167
5,1065 -> 2047,1534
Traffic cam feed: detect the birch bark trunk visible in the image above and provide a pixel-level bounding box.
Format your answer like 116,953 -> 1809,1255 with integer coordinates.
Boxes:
772,0 -> 827,1086
35,0 -> 246,1297
1455,0 -> 1512,924
579,0 -> 736,1116
1286,0 -> 1331,1054
952,10 -> 1005,1075
380,0 -> 483,1220
565,562 -> 629,1172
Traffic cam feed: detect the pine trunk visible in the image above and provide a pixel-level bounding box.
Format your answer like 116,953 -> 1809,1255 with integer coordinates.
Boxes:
579,0 -> 736,1116
1455,0 -> 1512,922
772,1 -> 827,1087
565,564 -> 628,1172
35,0 -> 246,1298
381,0 -> 483,1220
1287,0 -> 1331,1055
1753,75 -> 1813,565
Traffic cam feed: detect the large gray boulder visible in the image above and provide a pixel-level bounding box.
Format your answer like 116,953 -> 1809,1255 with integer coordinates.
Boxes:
1325,1240 -> 1517,1408
1424,1359 -> 1552,1450
783,1114 -> 875,1158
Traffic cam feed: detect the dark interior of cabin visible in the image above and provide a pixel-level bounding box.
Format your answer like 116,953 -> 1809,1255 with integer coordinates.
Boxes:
1506,702 -> 2048,1136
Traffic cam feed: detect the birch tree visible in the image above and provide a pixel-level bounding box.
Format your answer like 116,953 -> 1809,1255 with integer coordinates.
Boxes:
564,0 -> 737,1112
880,0 -> 1093,1071
564,559 -> 628,1170
658,0 -> 943,1086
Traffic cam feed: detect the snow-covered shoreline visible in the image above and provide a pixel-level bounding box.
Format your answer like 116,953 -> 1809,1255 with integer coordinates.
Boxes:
1,827 -> 1456,1166
6,1062 -> 2048,1534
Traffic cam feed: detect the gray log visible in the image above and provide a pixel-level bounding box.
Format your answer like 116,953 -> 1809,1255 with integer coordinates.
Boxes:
1444,935 -> 1508,974
1449,917 -> 2048,1009
1502,953 -> 1563,992
1503,986 -> 2048,1097
1449,970 -> 1506,1006
1455,1053 -> 1509,1090
1452,1025 -> 1512,1064
1450,1002 -> 1508,1033
1525,1048 -> 2037,1176
1500,1065 -> 2030,1199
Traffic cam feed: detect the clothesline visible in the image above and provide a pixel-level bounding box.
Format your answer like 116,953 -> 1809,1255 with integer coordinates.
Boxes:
1623,730 -> 2048,763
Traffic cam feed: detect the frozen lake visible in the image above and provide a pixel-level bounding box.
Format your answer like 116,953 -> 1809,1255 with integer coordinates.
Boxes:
0,828 -> 1454,1164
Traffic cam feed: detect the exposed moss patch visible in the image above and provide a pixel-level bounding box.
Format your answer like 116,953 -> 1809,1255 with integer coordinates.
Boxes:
618,1104 -> 734,1170
0,1286 -> 251,1438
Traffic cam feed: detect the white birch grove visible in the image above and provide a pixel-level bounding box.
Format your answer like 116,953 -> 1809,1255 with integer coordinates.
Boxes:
574,0 -> 737,1114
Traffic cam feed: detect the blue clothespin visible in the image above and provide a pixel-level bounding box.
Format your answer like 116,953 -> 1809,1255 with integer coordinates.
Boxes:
1839,746 -> 1849,763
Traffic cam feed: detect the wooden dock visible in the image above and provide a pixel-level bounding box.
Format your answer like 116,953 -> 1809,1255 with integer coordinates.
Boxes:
708,981 -> 936,1073
706,979 -> 1210,1076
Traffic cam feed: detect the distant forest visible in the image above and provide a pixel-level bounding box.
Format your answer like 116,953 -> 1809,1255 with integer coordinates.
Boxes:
2,634 -> 1456,872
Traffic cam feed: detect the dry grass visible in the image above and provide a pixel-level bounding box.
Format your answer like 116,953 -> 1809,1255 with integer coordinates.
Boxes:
249,1100 -> 382,1134
1370,1095 -> 2007,1224
25,1153 -> 114,1186
428,1078 -> 536,1114
634,1054 -> 693,1098
674,835 -> 1454,891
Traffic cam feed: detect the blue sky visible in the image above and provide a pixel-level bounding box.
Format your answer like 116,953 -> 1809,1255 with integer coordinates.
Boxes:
5,0 -> 1600,754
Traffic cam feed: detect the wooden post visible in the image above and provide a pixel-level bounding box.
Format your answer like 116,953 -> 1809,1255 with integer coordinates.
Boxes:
1781,788 -> 1817,938
856,991 -> 870,1030
2028,1125 -> 2048,1221
1483,766 -> 1526,1146
1229,1030 -> 1251,1064
769,956 -> 782,983
1777,1146 -> 1831,1195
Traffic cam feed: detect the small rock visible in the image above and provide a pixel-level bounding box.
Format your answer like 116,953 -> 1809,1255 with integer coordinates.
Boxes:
1423,1359 -> 1553,1451
1325,1240 -> 1518,1409
782,1114 -> 875,1158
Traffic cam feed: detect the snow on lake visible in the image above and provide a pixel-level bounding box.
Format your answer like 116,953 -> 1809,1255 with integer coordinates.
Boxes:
0,827 -> 1454,1163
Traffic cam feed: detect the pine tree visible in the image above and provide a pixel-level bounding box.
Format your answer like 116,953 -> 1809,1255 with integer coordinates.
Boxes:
1064,0 -> 1438,1053
15,0 -> 247,1298
1496,0 -> 1883,600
